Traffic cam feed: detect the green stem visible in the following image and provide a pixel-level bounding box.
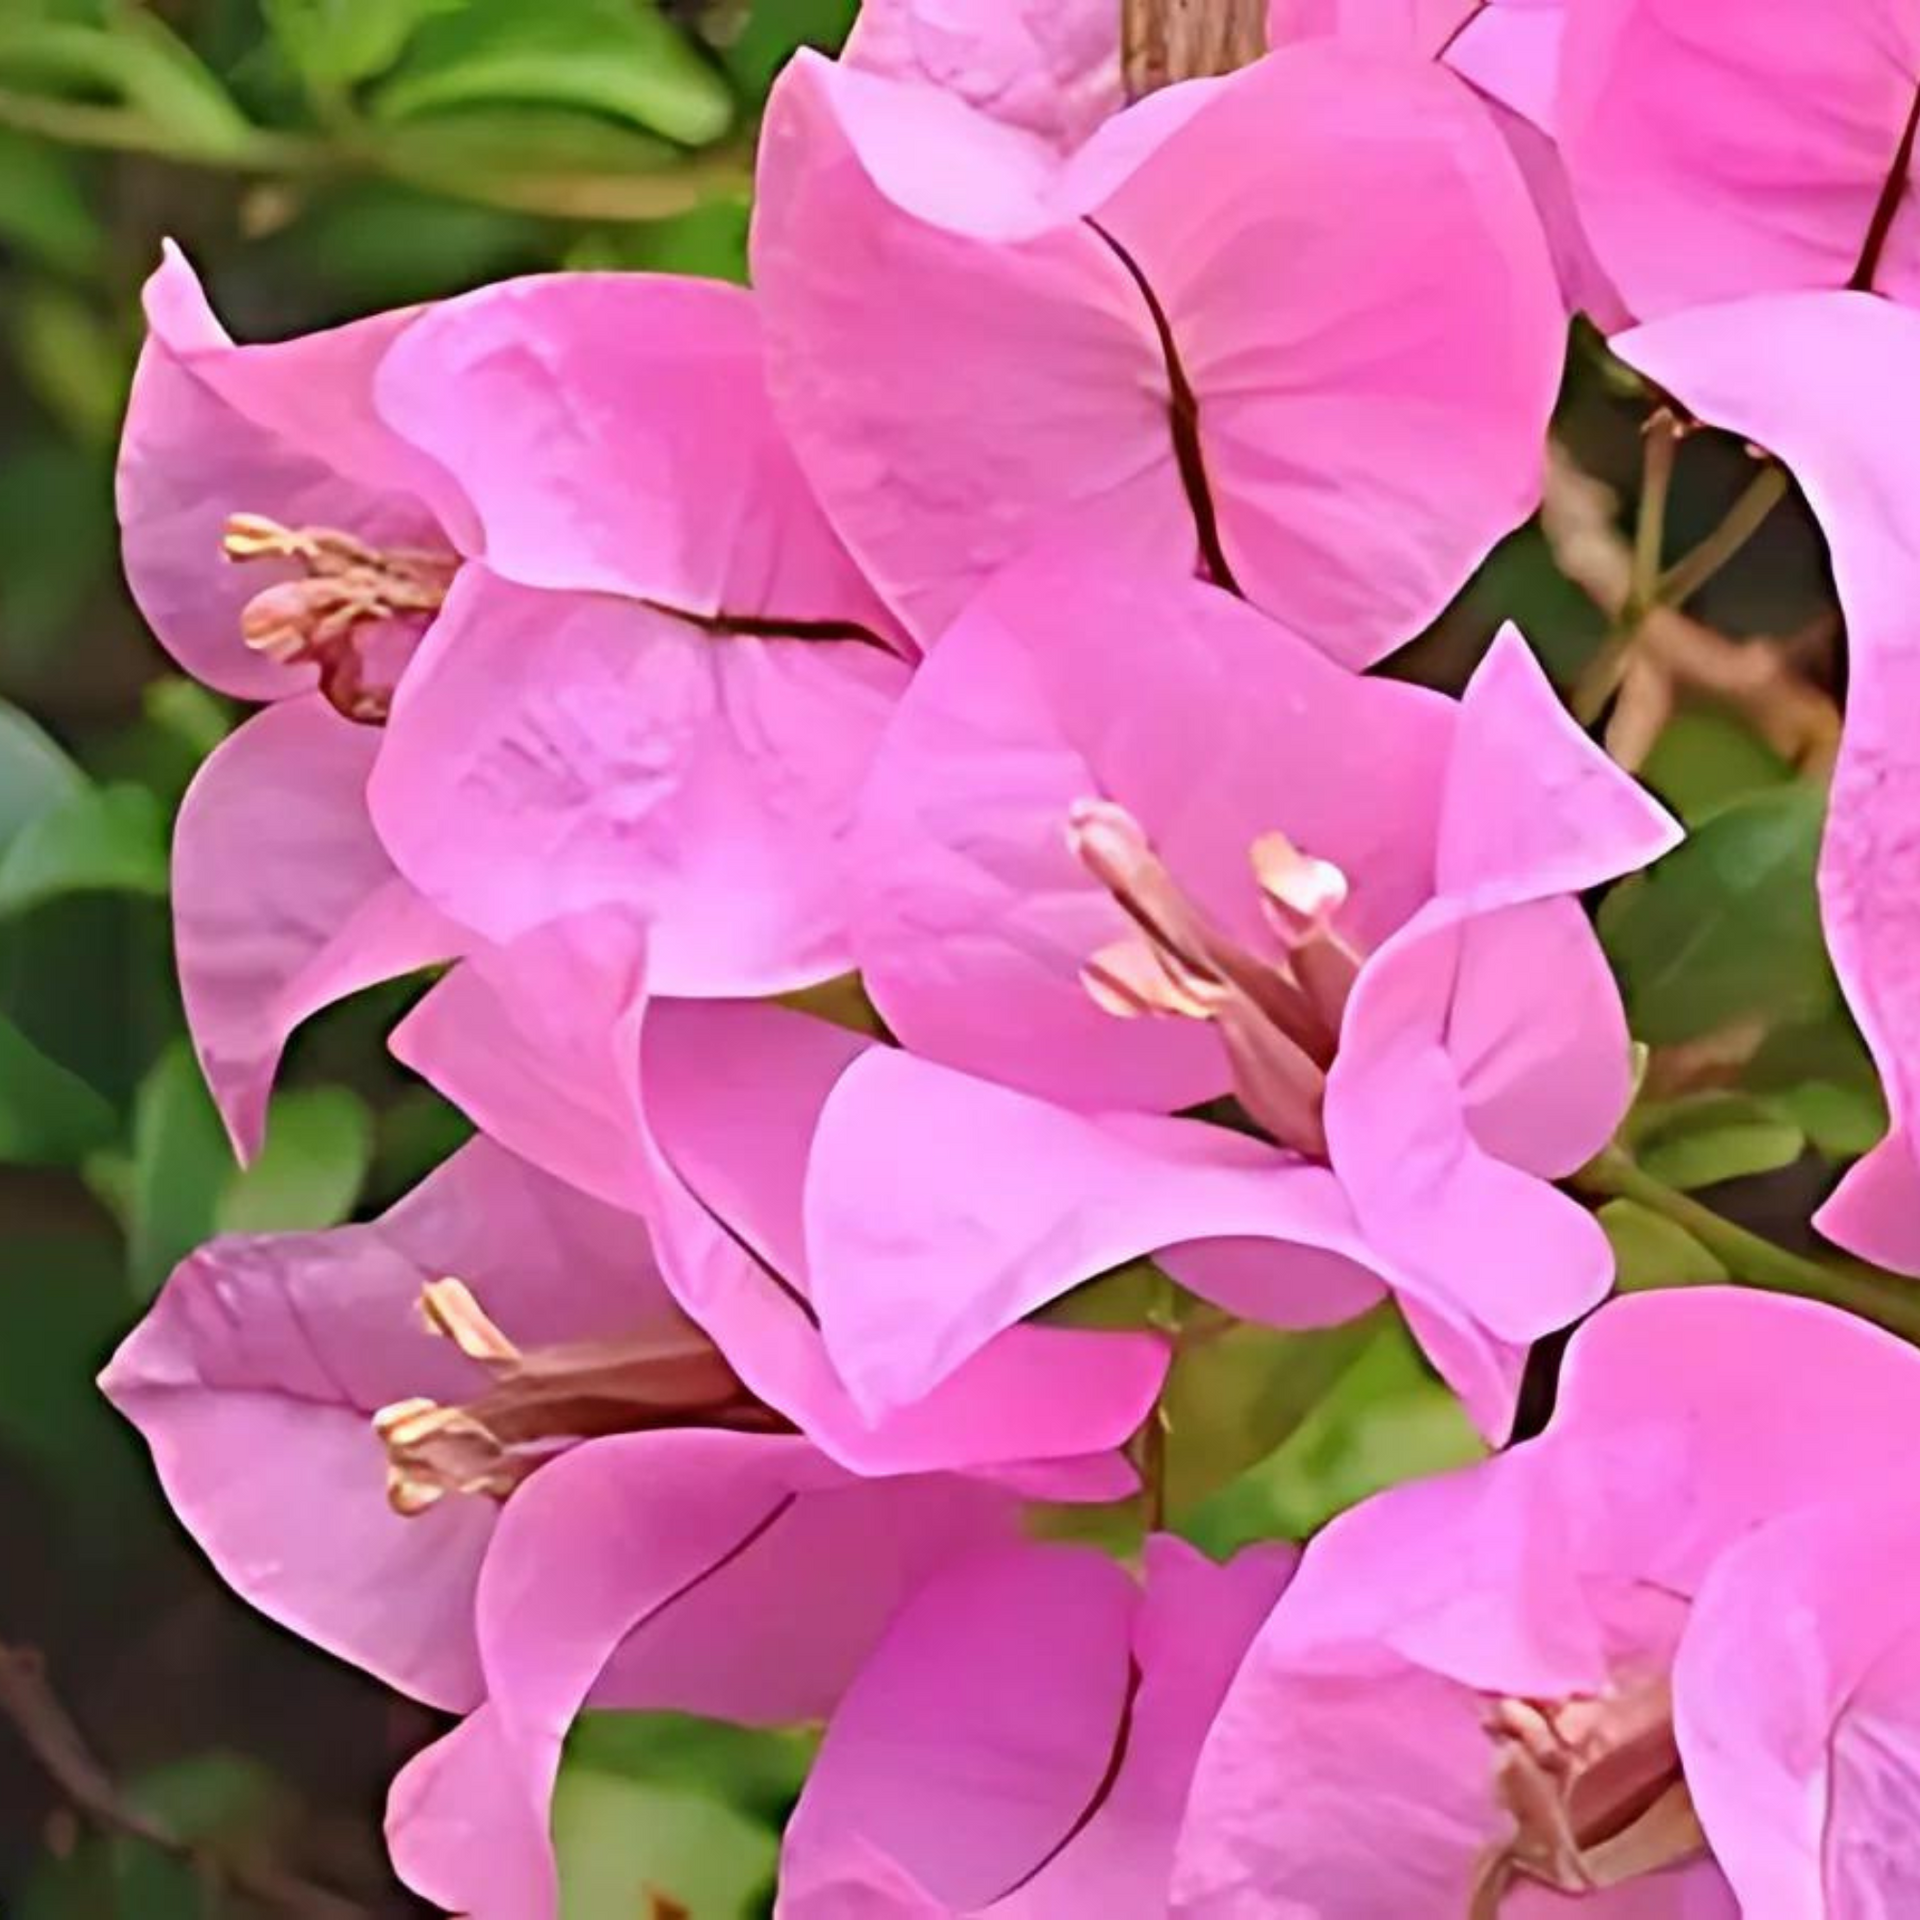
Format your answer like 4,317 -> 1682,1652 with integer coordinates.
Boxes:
1577,1148 -> 1920,1342
1656,464 -> 1789,611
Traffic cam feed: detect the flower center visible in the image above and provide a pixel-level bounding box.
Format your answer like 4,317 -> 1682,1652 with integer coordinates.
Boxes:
373,1278 -> 787,1515
222,514 -> 458,724
1067,799 -> 1361,1157
1470,1679 -> 1707,1915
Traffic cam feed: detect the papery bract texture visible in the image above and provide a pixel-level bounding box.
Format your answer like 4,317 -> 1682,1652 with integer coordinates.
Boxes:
1560,0 -> 1920,319
366,272 -> 911,995
1174,1289 -> 1920,1914
781,1536 -> 1295,1916
1615,291 -> 1920,1272
810,548 -> 1674,1436
753,40 -> 1563,661
843,0 -> 1122,149
387,1430 -> 1018,1920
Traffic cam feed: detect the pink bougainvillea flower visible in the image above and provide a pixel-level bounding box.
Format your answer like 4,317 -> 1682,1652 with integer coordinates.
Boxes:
842,0 -> 1121,149
1265,0 -> 1626,330
1559,0 -> 1920,322
781,1535 -> 1295,1918
173,695 -> 463,1156
387,907 -> 1168,1484
118,242 -> 472,717
385,1429 -> 1017,1920
753,39 -> 1563,661
364,272 -> 912,996
1613,291 -> 1920,1272
807,547 -> 1678,1436
1172,1288 -> 1920,1915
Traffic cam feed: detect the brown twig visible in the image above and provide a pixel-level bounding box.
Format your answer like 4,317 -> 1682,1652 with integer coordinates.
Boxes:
1541,444 -> 1841,774
1122,0 -> 1267,96
0,1644 -> 366,1919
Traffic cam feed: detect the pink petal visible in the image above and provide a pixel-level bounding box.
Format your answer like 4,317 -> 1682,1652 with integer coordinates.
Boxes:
1437,623 -> 1681,908
370,272 -> 893,630
1552,1288 -> 1920,1591
370,565 -> 908,990
756,44 -> 1562,660
98,1138 -> 662,1708
1559,0 -> 1920,318
118,245 -> 459,700
1446,3 -> 1564,133
387,1431 -> 1013,1919
1676,1495 -> 1920,1920
396,925 -> 1168,1479
785,1537 -> 1293,1916
805,1047 -> 1395,1417
843,0 -> 1122,151
175,696 -> 462,1158
1614,293 -> 1920,1269
851,545 -> 1449,1107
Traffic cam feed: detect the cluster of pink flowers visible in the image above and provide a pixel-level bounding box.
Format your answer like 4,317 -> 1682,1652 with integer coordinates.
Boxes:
102,0 -> 1920,1911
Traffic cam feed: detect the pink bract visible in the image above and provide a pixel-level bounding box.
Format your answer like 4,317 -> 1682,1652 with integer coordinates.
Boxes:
1173,1289 -> 1920,1915
805,547 -> 1677,1437
753,38 -> 1563,662
781,1536 -> 1296,1917
1560,0 -> 1920,320
1614,290 -> 1920,1273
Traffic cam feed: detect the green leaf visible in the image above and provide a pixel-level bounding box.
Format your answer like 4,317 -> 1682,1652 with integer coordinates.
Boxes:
0,437 -> 112,673
375,0 -> 736,148
262,0 -> 456,87
1179,1321 -> 1485,1554
554,1764 -> 779,1920
0,14 -> 253,155
1599,1198 -> 1730,1293
9,279 -> 131,445
128,1041 -> 236,1299
0,1010 -> 116,1162
1632,1091 -> 1807,1191
565,193 -> 751,283
17,1834 -> 201,1920
0,698 -> 82,850
1639,704 -> 1794,826
218,1084 -> 373,1235
1600,782 -> 1836,1046
566,1712 -> 811,1821
0,128 -> 105,276
0,782 -> 167,915
1769,1077 -> 1888,1161
720,0 -> 858,101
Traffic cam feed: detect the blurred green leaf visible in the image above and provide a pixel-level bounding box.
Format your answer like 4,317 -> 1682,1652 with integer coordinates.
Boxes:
1600,782 -> 1835,1046
0,1010 -> 117,1162
567,1711 -> 811,1821
554,1762 -> 779,1920
1600,1198 -> 1729,1294
10,279 -> 131,445
720,0 -> 857,101
262,0 -> 456,89
375,0 -> 736,148
0,13 -> 253,155
129,1748 -> 288,1848
0,698 -> 83,848
1769,1076 -> 1887,1161
1639,705 -> 1794,826
566,192 -> 750,282
1179,1321 -> 1485,1554
0,781 -> 167,914
0,127 -> 104,276
0,437 -> 112,670
128,1040 -> 234,1299
17,1833 -> 202,1920
1745,1011 -> 1889,1160
1632,1091 -> 1807,1191
218,1084 -> 372,1234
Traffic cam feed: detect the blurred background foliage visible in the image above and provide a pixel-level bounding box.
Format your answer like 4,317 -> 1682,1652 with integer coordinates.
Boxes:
0,2 -> 1880,1915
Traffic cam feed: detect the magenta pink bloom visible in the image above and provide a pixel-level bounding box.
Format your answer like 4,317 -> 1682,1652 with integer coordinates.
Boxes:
1173,1288 -> 1920,1915
804,547 -> 1676,1437
753,39 -> 1563,661
780,1536 -> 1295,1917
102,1111 -> 1154,1721
386,907 -> 1167,1483
1613,291 -> 1920,1272
1560,0 -> 1920,321
364,273 -> 914,995
843,0 -> 1120,149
